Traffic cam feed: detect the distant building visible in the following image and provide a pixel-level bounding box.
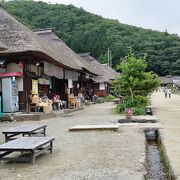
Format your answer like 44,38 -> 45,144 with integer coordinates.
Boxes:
159,75 -> 180,87
79,53 -> 118,97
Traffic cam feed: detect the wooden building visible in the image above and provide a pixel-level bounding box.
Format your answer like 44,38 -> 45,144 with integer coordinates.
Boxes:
79,53 -> 118,97
35,29 -> 98,102
0,8 -> 97,112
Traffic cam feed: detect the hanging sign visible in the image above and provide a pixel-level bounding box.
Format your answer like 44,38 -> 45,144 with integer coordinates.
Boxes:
32,79 -> 38,95
68,79 -> 73,88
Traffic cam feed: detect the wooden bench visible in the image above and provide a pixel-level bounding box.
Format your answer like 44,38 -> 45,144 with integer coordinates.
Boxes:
2,124 -> 47,142
0,137 -> 55,164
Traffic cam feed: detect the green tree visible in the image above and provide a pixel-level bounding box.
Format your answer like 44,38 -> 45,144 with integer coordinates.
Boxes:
112,49 -> 160,103
3,0 -> 180,75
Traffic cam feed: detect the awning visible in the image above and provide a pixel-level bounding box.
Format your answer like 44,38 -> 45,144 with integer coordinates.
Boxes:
44,62 -> 63,79
65,69 -> 79,81
0,72 -> 23,77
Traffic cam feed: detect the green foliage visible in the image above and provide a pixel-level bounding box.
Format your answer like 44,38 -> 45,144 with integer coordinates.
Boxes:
124,96 -> 147,109
131,107 -> 146,115
112,49 -> 158,115
116,96 -> 147,115
3,0 -> 180,76
111,49 -> 160,100
104,95 -> 115,102
116,103 -> 125,113
132,95 -> 148,107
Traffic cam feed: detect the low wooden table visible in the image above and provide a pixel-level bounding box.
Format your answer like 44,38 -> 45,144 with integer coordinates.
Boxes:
2,124 -> 47,142
0,137 -> 55,164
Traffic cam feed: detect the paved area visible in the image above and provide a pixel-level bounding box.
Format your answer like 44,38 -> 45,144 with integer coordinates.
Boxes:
151,91 -> 180,179
0,103 -> 146,180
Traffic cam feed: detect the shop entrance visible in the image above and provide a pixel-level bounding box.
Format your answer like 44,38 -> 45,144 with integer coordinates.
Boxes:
52,78 -> 68,102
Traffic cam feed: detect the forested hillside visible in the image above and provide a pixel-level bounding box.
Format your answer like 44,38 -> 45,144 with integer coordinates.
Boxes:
2,0 -> 180,75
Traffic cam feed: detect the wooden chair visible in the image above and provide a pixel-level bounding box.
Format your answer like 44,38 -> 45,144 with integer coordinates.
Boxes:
68,97 -> 76,109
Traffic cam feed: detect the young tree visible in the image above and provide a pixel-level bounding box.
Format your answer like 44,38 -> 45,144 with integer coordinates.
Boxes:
112,49 -> 160,103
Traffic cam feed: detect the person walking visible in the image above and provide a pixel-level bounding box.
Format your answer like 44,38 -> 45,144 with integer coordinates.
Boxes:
167,88 -> 172,98
164,88 -> 168,98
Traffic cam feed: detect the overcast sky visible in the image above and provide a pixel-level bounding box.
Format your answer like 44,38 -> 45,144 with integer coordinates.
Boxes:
35,0 -> 180,35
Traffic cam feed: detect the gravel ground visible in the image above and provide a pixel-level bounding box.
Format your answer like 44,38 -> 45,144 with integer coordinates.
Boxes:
0,103 -> 146,180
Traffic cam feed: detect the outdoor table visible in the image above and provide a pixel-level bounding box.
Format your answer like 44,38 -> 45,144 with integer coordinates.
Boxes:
2,124 -> 47,142
0,137 -> 55,164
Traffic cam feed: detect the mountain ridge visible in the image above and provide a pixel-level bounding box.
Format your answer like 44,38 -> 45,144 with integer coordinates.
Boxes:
2,0 -> 180,76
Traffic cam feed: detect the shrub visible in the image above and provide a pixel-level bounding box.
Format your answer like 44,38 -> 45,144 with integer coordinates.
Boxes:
97,97 -> 105,103
133,96 -> 148,107
131,107 -> 146,115
104,95 -> 115,102
116,103 -> 125,113
123,96 -> 147,108
116,95 -> 147,115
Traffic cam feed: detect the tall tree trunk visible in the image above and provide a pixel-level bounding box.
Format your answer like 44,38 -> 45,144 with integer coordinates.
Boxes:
129,87 -> 134,103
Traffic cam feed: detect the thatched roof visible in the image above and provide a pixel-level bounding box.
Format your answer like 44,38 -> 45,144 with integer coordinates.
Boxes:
78,53 -> 118,83
172,76 -> 180,81
102,64 -> 119,79
0,40 -> 7,51
35,29 -> 98,75
159,77 -> 172,84
0,8 -> 82,70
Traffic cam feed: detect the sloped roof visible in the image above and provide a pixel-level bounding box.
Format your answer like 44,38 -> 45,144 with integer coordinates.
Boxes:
159,77 -> 172,84
0,8 -> 82,70
35,29 -> 98,75
172,76 -> 180,81
159,76 -> 180,85
0,40 -> 7,51
78,53 -> 118,83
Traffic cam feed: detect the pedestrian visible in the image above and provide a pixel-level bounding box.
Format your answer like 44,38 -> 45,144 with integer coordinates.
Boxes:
164,89 -> 168,98
87,88 -> 93,101
167,88 -> 172,98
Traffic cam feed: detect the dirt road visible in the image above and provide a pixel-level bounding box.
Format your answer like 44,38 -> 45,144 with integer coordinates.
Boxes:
151,92 -> 180,179
0,103 -> 145,180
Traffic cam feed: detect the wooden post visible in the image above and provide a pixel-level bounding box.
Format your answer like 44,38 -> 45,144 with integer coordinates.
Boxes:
31,150 -> 35,165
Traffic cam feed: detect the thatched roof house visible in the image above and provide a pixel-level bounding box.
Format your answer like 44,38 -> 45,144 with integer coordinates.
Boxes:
35,29 -> 98,75
78,53 -> 118,83
159,77 -> 172,85
159,76 -> 180,85
0,40 -> 7,51
0,8 -> 82,70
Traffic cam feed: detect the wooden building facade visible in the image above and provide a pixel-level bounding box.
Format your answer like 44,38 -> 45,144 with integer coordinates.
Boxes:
0,8 -> 97,113
78,53 -> 118,97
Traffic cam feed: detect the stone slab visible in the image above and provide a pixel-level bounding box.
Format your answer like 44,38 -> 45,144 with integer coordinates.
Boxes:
139,123 -> 161,129
12,113 -> 56,121
118,123 -> 140,126
69,124 -> 119,131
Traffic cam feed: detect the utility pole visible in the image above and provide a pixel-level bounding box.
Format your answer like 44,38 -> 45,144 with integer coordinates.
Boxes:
107,48 -> 110,66
110,50 -> 112,68
107,48 -> 112,67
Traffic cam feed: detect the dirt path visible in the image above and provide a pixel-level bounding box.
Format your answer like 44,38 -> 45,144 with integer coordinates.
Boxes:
151,91 -> 180,179
0,103 -> 145,180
